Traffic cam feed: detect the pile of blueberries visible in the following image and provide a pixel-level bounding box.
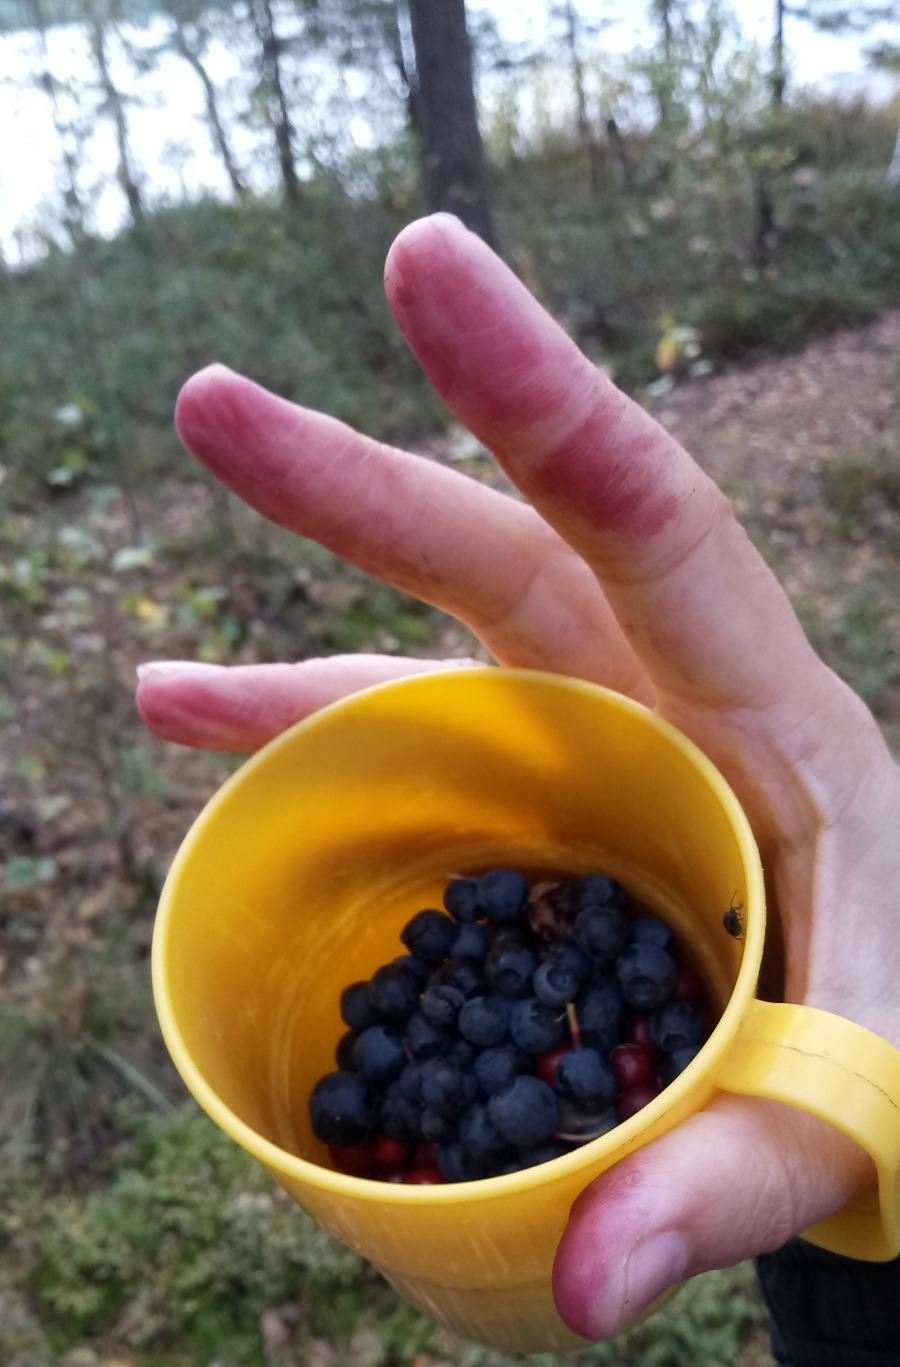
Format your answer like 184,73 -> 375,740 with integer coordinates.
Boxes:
309,868 -> 710,1185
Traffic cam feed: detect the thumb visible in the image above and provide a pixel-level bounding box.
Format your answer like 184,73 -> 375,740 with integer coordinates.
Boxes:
552,1094 -> 874,1341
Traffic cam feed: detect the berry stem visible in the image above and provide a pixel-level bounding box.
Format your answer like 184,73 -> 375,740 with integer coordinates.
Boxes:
566,1001 -> 582,1048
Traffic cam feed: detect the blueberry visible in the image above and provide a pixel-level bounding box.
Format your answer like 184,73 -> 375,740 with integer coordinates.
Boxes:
474,1043 -> 533,1095
422,1106 -> 457,1142
366,963 -> 421,1021
397,1060 -> 426,1100
335,1029 -> 358,1071
420,984 -> 465,1030
532,958 -> 582,1008
554,1048 -> 618,1110
392,952 -> 431,986
437,1140 -> 485,1182
450,1038 -> 476,1070
458,1101 -> 512,1162
380,1082 -> 422,1140
400,909 -> 459,964
420,1055 -> 476,1114
630,916 -> 674,953
575,874 -> 626,912
352,1025 -> 406,1087
659,1044 -> 701,1086
485,939 -> 538,998
650,1000 -> 705,1054
556,1097 -> 619,1138
439,955 -> 486,998
309,1071 -> 375,1146
576,978 -> 625,1051
545,941 -> 591,981
508,997 -> 566,1054
458,994 -> 511,1048
405,1010 -> 452,1060
478,869 -> 529,924
340,981 -> 382,1033
488,1076 -> 559,1147
443,878 -> 483,923
573,905 -> 629,963
518,1139 -> 570,1167
485,923 -> 525,951
616,942 -> 677,1011
450,922 -> 487,960
495,1156 -> 529,1175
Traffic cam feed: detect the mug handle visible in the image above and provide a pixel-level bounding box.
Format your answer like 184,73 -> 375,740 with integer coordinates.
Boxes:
714,999 -> 900,1260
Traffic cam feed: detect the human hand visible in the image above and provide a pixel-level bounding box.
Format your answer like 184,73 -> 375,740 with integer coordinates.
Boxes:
137,213 -> 900,1340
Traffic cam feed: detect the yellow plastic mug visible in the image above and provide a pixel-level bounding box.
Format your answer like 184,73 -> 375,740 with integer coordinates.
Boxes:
152,668 -> 900,1353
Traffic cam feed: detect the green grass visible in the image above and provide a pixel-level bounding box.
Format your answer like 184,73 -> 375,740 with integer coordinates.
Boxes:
0,1106 -> 769,1367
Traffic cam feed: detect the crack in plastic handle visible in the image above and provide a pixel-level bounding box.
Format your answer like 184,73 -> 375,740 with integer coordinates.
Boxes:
716,998 -> 900,1261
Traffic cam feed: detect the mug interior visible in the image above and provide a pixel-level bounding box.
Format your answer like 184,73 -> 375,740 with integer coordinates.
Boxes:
154,668 -> 762,1176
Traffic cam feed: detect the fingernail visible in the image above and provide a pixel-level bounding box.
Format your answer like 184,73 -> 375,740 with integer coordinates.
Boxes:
623,1233 -> 688,1321
137,661 -> 225,681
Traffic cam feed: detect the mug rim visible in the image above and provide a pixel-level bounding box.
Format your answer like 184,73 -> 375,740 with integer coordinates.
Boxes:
151,666 -> 766,1203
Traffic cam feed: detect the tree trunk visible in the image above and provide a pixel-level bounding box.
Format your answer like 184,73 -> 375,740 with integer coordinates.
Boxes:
383,0 -> 422,140
29,0 -> 86,246
407,0 -> 494,245
606,116 -> 632,189
171,23 -> 247,200
652,0 -> 674,127
252,0 -> 301,207
888,112 -> 900,188
561,0 -> 600,192
85,0 -> 143,227
772,0 -> 786,108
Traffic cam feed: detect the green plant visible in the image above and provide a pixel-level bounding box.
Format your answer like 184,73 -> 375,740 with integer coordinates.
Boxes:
23,1108 -> 390,1362
821,443 -> 900,538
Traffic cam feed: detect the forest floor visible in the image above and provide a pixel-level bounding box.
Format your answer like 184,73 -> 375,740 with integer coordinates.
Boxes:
2,309 -> 900,1366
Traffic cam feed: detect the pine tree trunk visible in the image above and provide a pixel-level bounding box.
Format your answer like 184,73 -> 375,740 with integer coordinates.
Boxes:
407,0 -> 494,245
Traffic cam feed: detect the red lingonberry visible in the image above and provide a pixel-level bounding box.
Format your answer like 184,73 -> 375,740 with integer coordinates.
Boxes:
610,1043 -> 654,1089
617,1082 -> 661,1122
375,1135 -> 409,1167
329,1143 -> 376,1178
537,1042 -> 572,1087
405,1166 -> 447,1184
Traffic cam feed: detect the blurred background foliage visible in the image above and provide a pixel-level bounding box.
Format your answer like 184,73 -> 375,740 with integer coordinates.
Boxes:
1,0 -> 900,1362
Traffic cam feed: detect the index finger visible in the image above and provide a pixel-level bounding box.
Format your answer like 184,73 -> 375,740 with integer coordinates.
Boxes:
384,216 -> 829,720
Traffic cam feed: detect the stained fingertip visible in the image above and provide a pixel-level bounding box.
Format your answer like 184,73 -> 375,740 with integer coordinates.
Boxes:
174,363 -> 251,451
385,212 -> 469,277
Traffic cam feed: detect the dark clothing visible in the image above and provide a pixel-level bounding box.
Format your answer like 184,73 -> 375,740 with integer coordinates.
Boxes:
756,1239 -> 900,1366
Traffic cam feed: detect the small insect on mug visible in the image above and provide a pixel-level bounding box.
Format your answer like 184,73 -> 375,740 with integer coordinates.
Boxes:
152,668 -> 900,1353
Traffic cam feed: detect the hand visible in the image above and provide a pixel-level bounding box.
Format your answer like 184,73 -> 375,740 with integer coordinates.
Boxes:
137,214 -> 900,1340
